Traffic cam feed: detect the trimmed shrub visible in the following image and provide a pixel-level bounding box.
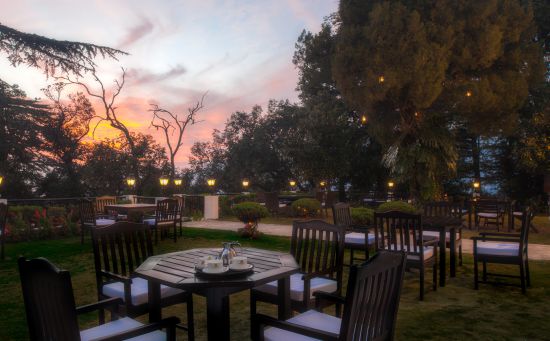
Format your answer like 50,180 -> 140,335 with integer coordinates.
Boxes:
350,207 -> 374,225
291,198 -> 321,217
232,202 -> 268,223
376,201 -> 418,214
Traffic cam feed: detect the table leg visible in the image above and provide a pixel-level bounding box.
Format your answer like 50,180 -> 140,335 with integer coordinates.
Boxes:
277,276 -> 291,320
205,289 -> 230,341
449,227 -> 456,278
148,281 -> 162,322
439,229 -> 446,287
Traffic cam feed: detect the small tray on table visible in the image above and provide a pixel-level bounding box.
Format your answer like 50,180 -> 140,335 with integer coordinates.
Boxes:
194,264 -> 254,279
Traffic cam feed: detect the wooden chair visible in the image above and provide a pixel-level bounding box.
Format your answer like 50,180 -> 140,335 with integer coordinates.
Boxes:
373,211 -> 438,300
423,201 -> 464,266
171,195 -> 185,236
143,198 -> 179,243
95,195 -> 116,214
251,220 -> 345,320
78,199 -> 115,244
474,199 -> 505,231
332,202 -> 374,266
0,203 -> 7,260
18,256 -> 179,341
472,207 -> 533,294
91,221 -> 194,339
255,251 -> 407,341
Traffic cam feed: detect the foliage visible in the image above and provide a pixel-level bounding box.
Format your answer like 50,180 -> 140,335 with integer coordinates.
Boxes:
4,205 -> 74,241
332,0 -> 545,200
0,23 -> 125,76
232,202 -> 268,223
350,207 -> 374,225
291,198 -> 321,217
376,201 -> 418,214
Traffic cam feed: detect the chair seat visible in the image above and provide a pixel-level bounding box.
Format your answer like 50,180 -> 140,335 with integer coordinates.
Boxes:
423,231 -> 460,241
387,244 -> 435,261
513,211 -> 523,217
264,309 -> 341,341
477,212 -> 498,218
255,273 -> 337,301
102,277 -> 184,306
96,218 -> 116,226
80,317 -> 165,341
143,218 -> 174,226
344,232 -> 375,245
476,241 -> 519,257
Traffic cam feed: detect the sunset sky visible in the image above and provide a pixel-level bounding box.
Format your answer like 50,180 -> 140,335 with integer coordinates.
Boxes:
0,0 -> 338,167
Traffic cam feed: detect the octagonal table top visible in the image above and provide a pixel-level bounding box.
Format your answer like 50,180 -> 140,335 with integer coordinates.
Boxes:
135,247 -> 299,290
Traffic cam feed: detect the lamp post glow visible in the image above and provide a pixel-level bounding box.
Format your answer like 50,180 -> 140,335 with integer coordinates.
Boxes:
126,178 -> 136,187
472,181 -> 481,201
320,181 -> 326,187
361,115 -> 368,124
466,90 -> 472,97
159,177 -> 169,186
378,75 -> 385,83
242,179 -> 249,188
207,178 -> 216,187
0,175 -> 3,186
289,180 -> 296,187
387,181 -> 395,202
174,179 -> 183,186
473,181 -> 480,189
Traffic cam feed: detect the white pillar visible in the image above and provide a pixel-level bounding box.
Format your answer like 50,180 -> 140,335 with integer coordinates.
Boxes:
204,195 -> 219,220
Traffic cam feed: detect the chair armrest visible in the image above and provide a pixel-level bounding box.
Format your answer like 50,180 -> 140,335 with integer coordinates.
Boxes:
91,316 -> 180,341
422,238 -> 439,247
254,313 -> 339,341
76,297 -> 123,315
314,291 -> 346,309
471,236 -> 520,243
101,270 -> 131,283
480,232 -> 520,238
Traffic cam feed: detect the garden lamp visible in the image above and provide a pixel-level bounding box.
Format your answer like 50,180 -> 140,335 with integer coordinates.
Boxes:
207,178 -> 216,187
126,178 -> 136,187
174,179 -> 183,186
289,180 -> 296,187
159,177 -> 169,186
242,179 -> 249,188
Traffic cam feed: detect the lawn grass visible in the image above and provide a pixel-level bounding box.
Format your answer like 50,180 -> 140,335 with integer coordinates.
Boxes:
1,228 -> 549,340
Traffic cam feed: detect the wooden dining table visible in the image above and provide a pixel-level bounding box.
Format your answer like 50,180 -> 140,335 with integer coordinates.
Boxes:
135,247 -> 299,341
423,216 -> 463,287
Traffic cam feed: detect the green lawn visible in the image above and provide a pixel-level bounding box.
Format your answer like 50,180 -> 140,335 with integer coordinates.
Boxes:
1,228 -> 549,340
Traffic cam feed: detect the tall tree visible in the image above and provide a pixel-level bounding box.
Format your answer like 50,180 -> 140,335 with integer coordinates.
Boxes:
38,83 -> 95,197
332,0 -> 544,200
149,92 -> 206,180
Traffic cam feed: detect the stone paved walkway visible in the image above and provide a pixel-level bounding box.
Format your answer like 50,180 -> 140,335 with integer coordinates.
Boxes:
183,219 -> 550,261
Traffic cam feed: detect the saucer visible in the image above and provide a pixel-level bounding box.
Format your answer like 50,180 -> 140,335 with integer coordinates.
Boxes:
202,266 -> 229,274
229,264 -> 254,271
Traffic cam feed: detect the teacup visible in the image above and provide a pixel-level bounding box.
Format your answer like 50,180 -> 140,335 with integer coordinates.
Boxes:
230,256 -> 248,270
198,255 -> 214,267
205,259 -> 224,273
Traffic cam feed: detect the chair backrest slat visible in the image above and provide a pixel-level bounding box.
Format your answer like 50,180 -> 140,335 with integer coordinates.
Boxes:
339,251 -> 406,341
18,257 -> 81,341
423,201 -> 462,218
78,199 -> 96,225
332,202 -> 353,230
290,220 -> 344,283
96,196 -> 116,215
156,199 -> 178,223
374,211 -> 423,257
92,222 -> 153,291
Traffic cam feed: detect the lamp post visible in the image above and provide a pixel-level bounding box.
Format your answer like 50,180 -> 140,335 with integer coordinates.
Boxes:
0,175 -> 3,198
159,177 -> 169,196
472,180 -> 481,201
289,180 -> 297,193
126,178 -> 136,196
207,178 -> 216,194
242,179 -> 249,193
174,179 -> 183,195
387,181 -> 395,202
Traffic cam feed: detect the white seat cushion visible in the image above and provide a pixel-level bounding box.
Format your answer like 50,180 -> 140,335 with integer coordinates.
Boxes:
255,273 -> 337,301
478,212 -> 498,218
345,232 -> 375,245
476,241 -> 519,257
264,309 -> 341,341
80,317 -> 165,341
96,218 -> 116,226
423,231 -> 460,241
513,211 -> 523,217
386,244 -> 435,260
143,218 -> 156,226
102,277 -> 184,306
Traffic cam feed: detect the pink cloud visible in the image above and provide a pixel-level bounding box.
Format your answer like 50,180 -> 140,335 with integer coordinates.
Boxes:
117,16 -> 154,49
